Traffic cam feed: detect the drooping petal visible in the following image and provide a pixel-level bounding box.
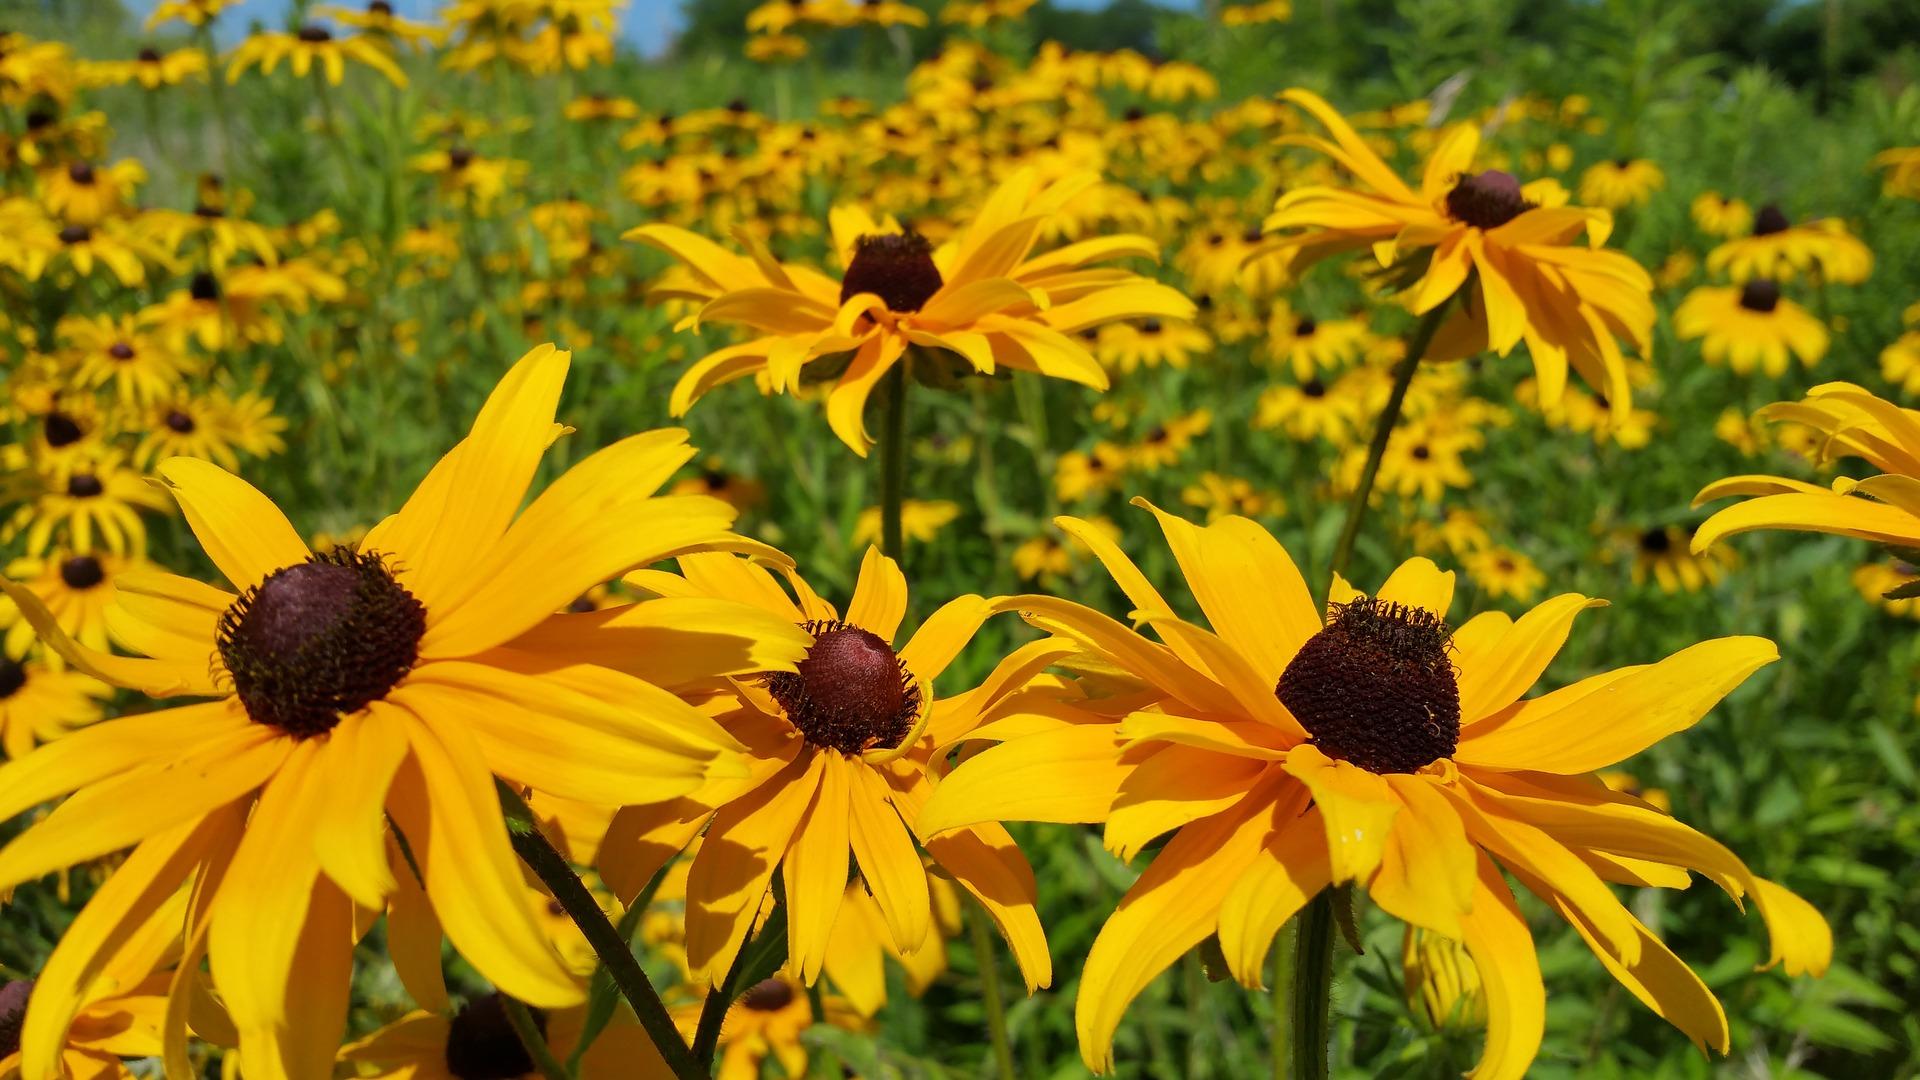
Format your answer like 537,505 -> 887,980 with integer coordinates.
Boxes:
1459,853 -> 1545,1080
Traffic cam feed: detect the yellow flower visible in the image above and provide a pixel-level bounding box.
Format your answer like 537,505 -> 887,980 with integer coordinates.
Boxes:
1255,372 -> 1365,445
339,994 -> 664,1079
592,549 -> 1049,995
692,976 -> 866,1079
1577,158 -> 1664,209
1878,330 -> 1920,397
0,654 -> 107,759
1706,205 -> 1872,285
628,169 -> 1192,456
1632,526 -> 1734,594
1872,146 -> 1920,200
1404,925 -> 1485,1031
920,502 -> 1830,1076
1263,89 -> 1655,417
3,452 -> 170,557
1264,304 -> 1368,380
1222,0 -> 1292,25
1410,508 -> 1492,559
1181,472 -> 1282,522
1852,561 -> 1920,619
1674,281 -> 1828,377
1,550 -> 150,660
317,0 -> 446,49
823,877 -> 962,1015
0,345 -> 796,1079
38,158 -> 144,225
225,24 -> 407,87
746,33 -> 808,62
144,0 -> 236,28
1126,409 -> 1212,472
853,499 -> 960,547
1095,317 -> 1211,373
1463,545 -> 1544,602
1690,191 -> 1752,238
1054,443 -> 1127,503
1694,383 -> 1920,552
58,314 -> 197,407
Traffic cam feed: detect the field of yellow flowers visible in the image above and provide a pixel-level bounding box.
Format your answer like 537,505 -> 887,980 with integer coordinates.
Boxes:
3,0 -> 1920,1077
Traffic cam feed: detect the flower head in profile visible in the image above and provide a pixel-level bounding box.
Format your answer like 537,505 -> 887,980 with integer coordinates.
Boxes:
920,502 -> 1830,1077
0,345 -> 804,1080
1261,89 -> 1654,417
225,23 -> 407,87
1706,204 -> 1872,285
628,168 -> 1194,455
1693,382 -> 1920,553
580,548 -> 1051,999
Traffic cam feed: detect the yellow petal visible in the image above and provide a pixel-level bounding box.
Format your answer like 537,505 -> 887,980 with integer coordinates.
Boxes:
785,753 -> 852,984
1459,853 -> 1544,1080
844,546 -> 908,642
154,457 -> 308,592
846,765 -> 931,955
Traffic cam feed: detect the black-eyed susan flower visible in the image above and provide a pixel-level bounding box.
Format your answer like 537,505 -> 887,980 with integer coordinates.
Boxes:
1012,515 -> 1118,586
1054,443 -> 1127,503
1674,280 -> 1828,377
1126,409 -> 1212,472
1,550 -> 148,659
1628,525 -> 1734,594
1463,545 -> 1544,602
1255,372 -> 1364,445
1221,0 -> 1292,24
822,877 -> 961,1016
1181,471 -> 1282,522
38,158 -> 143,225
226,24 -> 408,87
57,313 -> 197,406
920,502 -> 1830,1077
0,654 -> 106,759
337,992 -> 664,1079
1690,191 -> 1752,239
853,499 -> 960,547
1263,89 -> 1655,415
3,452 -> 168,557
143,0 -> 235,28
0,345 -> 807,1079
1576,158 -> 1664,210
1706,204 -> 1872,285
1095,317 -> 1210,374
1264,304 -> 1367,380
586,549 -> 1050,997
1874,146 -> 1920,199
1853,561 -> 1919,618
318,0 -> 445,49
1695,383 -> 1920,551
628,169 -> 1192,456
412,145 -> 527,215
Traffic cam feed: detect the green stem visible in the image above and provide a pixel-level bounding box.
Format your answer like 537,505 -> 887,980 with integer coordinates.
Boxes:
499,785 -> 702,1080
198,25 -> 236,179
1270,918 -> 1298,1080
690,897 -> 789,1069
1326,303 -> 1448,580
502,996 -> 573,1080
967,900 -> 1016,1080
1289,894 -> 1336,1080
877,358 -> 910,561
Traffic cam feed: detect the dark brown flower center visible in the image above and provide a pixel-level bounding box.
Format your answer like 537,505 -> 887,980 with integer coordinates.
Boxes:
138,46 -> 161,62
1738,280 -> 1780,313
762,621 -> 920,755
190,271 -> 220,301
1752,204 -> 1789,236
1639,527 -> 1672,554
1275,598 -> 1459,774
840,232 -> 943,314
1410,444 -> 1432,461
0,979 -> 31,1060
42,410 -> 83,447
740,978 -> 796,1012
1302,378 -> 1326,398
108,341 -> 135,360
67,161 -> 94,184
66,472 -> 103,498
444,994 -> 540,1080
369,0 -> 394,13
1140,318 -> 1162,334
1294,316 -> 1317,337
60,555 -> 104,590
58,224 -> 90,245
217,549 -> 425,739
0,655 -> 25,699
1443,170 -> 1531,230
165,409 -> 196,433
448,145 -> 475,170
297,24 -> 332,42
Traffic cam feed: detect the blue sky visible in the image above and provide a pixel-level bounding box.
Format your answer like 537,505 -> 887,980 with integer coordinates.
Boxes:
122,0 -> 1197,56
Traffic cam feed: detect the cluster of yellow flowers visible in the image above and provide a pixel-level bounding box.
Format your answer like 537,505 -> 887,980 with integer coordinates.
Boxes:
6,2 -> 1920,1077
